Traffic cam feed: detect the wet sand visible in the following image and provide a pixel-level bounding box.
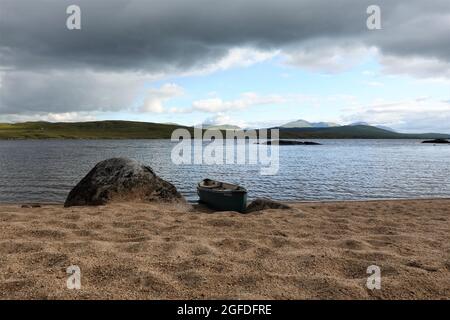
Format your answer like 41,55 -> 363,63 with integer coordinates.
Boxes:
0,199 -> 449,299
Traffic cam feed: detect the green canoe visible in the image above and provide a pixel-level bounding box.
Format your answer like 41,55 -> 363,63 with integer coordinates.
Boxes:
197,179 -> 248,213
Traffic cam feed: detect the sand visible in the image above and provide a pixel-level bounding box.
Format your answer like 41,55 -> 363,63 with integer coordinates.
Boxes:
0,199 -> 449,300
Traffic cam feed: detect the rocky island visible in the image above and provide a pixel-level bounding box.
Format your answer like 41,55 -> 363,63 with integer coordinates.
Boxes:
422,139 -> 450,144
257,140 -> 322,145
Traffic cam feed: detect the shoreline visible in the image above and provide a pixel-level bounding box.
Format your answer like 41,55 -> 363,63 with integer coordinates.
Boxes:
1,138 -> 448,141
4,196 -> 450,206
0,199 -> 449,299
1,121 -> 449,140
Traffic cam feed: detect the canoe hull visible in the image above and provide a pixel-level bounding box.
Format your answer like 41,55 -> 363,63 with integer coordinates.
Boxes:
197,186 -> 248,213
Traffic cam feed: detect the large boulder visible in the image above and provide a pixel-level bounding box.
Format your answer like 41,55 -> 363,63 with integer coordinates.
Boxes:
64,158 -> 184,207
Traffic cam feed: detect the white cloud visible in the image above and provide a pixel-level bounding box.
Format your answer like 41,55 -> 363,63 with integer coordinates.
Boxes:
342,97 -> 450,133
1,112 -> 97,123
45,112 -> 97,122
380,55 -> 450,79
140,83 -> 184,113
362,70 -> 377,76
208,47 -> 278,71
201,113 -> 248,128
284,43 -> 450,81
0,70 -> 156,114
184,47 -> 279,77
199,113 -> 290,129
0,48 -> 276,118
365,81 -> 384,87
284,45 -> 377,74
192,92 -> 286,113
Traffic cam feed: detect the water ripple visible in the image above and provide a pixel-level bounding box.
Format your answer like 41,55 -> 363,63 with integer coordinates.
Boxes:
0,139 -> 449,203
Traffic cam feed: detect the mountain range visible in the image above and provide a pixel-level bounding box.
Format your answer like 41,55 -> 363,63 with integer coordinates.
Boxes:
200,119 -> 396,132
280,119 -> 396,132
274,125 -> 449,139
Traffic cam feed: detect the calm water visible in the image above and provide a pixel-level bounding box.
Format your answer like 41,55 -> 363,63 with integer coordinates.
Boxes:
0,139 -> 449,203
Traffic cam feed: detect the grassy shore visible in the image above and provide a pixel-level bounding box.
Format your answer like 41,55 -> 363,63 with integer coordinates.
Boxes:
0,199 -> 448,299
0,121 -> 192,139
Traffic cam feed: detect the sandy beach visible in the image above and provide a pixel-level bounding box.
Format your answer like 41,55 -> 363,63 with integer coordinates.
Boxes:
0,199 -> 449,300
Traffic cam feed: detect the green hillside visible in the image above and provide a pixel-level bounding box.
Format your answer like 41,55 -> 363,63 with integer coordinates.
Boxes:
0,121 -> 193,139
0,121 -> 448,139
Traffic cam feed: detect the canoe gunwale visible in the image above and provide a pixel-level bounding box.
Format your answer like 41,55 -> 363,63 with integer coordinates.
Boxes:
197,179 -> 247,194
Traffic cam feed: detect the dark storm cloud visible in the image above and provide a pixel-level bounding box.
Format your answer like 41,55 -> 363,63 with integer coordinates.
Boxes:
0,0 -> 372,72
0,70 -> 146,114
1,0 -> 448,72
1,0 -> 450,115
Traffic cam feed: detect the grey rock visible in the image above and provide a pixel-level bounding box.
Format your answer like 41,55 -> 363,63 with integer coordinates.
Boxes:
245,198 -> 291,213
257,140 -> 322,145
422,139 -> 450,144
64,158 -> 184,207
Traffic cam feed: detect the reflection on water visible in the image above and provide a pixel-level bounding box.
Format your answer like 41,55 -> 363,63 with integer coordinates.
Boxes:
0,139 -> 449,203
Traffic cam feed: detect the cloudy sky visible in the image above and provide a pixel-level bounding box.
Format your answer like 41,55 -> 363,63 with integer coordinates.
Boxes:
1,0 -> 450,132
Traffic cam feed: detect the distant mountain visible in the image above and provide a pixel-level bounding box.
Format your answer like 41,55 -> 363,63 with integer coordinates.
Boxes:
376,125 -> 397,133
350,122 -> 396,132
280,119 -> 311,128
281,119 -> 340,128
274,125 -> 450,139
349,121 -> 370,126
311,122 -> 341,128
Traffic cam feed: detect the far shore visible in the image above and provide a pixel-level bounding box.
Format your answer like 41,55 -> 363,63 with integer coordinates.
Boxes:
0,199 -> 448,299
1,120 -> 449,139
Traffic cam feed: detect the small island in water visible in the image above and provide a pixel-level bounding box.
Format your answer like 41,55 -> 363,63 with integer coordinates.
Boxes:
422,138 -> 450,144
257,140 -> 322,145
